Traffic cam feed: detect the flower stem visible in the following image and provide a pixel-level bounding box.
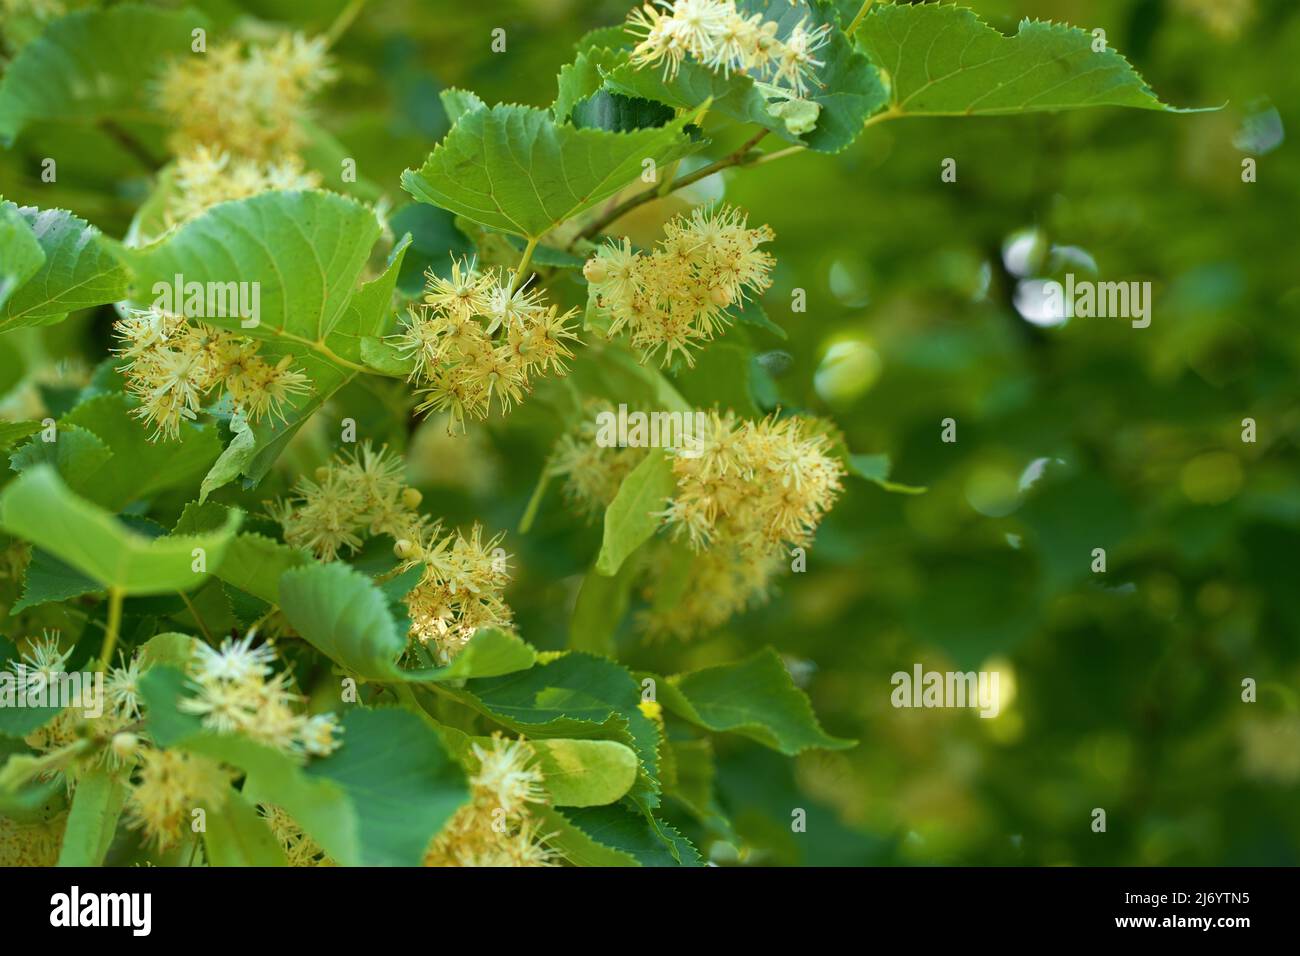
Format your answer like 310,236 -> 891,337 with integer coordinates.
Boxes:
178,590 -> 214,643
98,587 -> 124,673
268,327 -> 371,373
846,0 -> 875,36
752,144 -> 805,166
325,0 -> 368,48
98,119 -> 163,173
571,128 -> 772,246
509,236 -> 540,295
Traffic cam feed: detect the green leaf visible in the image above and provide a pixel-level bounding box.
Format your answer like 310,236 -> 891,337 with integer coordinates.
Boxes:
121,190 -> 385,489
305,707 -> 469,867
142,666 -> 359,862
0,465 -> 242,594
857,3 -> 1207,118
571,90 -> 676,134
548,803 -> 702,866
596,449 -> 674,576
553,47 -> 627,123
569,557 -> 638,655
664,737 -> 717,821
60,392 -> 223,510
848,452 -> 928,494
603,53 -> 817,143
57,768 -> 128,867
9,425 -> 112,493
216,533 -> 311,605
662,647 -> 856,754
733,296 -> 787,339
203,790 -> 287,866
277,561 -> 405,679
533,806 -> 639,866
401,103 -> 703,240
9,547 -> 102,614
573,24 -> 634,56
141,667 -> 470,867
0,201 -> 44,311
454,652 -> 661,804
424,629 -> 538,682
172,503 -> 313,606
278,561 -> 536,682
440,87 -> 487,125
137,631 -> 199,669
0,421 -> 40,451
0,203 -> 130,334
331,232 -> 412,358
0,5 -> 205,146
123,190 -> 382,346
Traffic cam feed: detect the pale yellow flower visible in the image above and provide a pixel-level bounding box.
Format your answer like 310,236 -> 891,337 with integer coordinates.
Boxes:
585,203 -> 775,366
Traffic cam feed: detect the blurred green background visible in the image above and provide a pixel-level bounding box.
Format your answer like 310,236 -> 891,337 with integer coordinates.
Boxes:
3,0 -> 1298,865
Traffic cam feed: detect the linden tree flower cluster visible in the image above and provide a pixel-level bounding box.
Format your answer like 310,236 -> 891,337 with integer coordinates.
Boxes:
627,0 -> 831,96
662,411 -> 844,552
424,734 -> 554,867
167,146 -> 320,226
545,406 -> 845,637
652,411 -> 845,637
392,258 -> 580,431
0,814 -> 65,867
127,635 -> 342,851
4,632 -> 147,768
153,32 -> 332,224
270,443 -> 514,665
261,804 -> 335,866
114,308 -> 311,441
179,634 -> 343,758
125,748 -> 234,850
547,399 -> 649,519
0,633 -> 150,865
583,204 -> 775,367
157,32 -> 334,160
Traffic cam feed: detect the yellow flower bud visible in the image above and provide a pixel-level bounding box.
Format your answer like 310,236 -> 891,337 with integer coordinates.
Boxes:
111,733 -> 139,761
401,487 -> 423,510
583,258 -> 608,284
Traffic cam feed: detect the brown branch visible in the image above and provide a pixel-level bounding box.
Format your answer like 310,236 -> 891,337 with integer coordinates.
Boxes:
570,129 -> 771,247
97,119 -> 164,173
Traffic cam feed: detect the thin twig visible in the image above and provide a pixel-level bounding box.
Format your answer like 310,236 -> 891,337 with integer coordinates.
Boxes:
178,591 -> 214,643
97,588 -> 124,672
846,0 -> 876,36
98,120 -> 163,173
571,129 -> 771,246
325,0 -> 369,49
